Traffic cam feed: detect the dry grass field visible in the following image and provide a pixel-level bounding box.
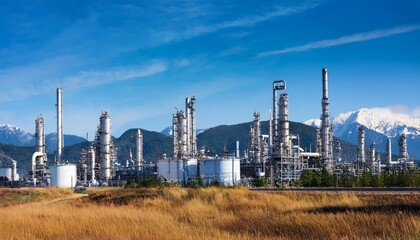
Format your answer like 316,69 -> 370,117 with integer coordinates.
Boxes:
0,187 -> 419,240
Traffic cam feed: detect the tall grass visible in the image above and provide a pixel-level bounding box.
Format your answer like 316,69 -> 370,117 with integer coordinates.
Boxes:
0,188 -> 418,239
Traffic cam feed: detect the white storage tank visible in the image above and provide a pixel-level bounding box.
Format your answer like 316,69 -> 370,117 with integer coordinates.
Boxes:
50,165 -> 77,188
200,157 -> 240,186
158,159 -> 197,183
0,168 -> 12,180
158,159 -> 178,181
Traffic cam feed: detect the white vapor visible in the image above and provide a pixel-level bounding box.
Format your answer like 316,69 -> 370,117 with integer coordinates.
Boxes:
258,24 -> 420,57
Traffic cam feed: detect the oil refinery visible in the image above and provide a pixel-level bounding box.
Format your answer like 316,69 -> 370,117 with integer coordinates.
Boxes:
0,68 -> 417,188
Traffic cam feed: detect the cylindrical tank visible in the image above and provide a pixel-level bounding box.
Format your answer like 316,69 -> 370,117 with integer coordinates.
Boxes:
0,168 -> 12,180
50,165 -> 77,188
200,157 -> 240,186
158,159 -> 179,181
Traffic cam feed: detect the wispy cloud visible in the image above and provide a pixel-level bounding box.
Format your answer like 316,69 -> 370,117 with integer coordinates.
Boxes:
258,24 -> 420,57
161,2 -> 318,42
218,46 -> 247,57
0,61 -> 167,103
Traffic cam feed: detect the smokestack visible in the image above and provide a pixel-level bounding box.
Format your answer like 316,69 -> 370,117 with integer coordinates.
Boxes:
57,88 -> 63,164
321,68 -> 332,173
90,146 -> 96,182
136,129 -> 143,171
322,68 -> 328,99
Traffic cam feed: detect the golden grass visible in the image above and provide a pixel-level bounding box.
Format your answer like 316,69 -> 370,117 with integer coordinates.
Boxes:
0,187 -> 419,239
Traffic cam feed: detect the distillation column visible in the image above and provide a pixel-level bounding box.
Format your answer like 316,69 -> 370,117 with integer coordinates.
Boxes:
399,133 -> 408,159
136,129 -> 143,171
278,92 -> 290,157
33,115 -> 46,180
99,112 -> 112,181
251,112 -> 261,163
358,126 -> 365,163
172,114 -> 178,160
272,80 -> 286,156
369,142 -> 376,164
186,96 -> 197,158
386,138 -> 392,166
321,68 -> 333,172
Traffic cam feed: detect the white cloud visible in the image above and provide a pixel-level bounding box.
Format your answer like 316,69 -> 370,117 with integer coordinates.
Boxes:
161,2 -> 318,42
0,61 -> 167,103
218,46 -> 246,57
176,59 -> 190,67
258,24 -> 420,57
388,105 -> 420,119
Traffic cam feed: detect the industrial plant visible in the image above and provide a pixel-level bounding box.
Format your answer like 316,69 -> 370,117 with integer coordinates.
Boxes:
0,68 -> 417,188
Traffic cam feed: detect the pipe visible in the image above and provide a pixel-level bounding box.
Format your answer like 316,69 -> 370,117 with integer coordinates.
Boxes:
56,88 -> 63,164
190,96 -> 197,157
32,152 -> 44,181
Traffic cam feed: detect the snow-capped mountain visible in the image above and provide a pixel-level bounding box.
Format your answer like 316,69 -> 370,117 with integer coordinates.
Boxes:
304,107 -> 420,159
161,126 -> 207,137
0,123 -> 86,153
0,124 -> 33,146
333,108 -> 420,138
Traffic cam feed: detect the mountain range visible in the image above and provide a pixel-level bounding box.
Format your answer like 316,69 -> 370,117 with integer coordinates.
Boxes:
160,126 -> 207,137
304,107 -> 420,159
0,124 -> 86,153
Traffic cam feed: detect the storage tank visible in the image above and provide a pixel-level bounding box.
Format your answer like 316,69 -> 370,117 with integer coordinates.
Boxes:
200,157 -> 240,186
158,159 -> 197,182
0,168 -> 12,180
158,159 -> 178,181
50,165 -> 77,188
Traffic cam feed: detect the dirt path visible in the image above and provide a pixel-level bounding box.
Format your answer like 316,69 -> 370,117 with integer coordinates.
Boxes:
42,193 -> 88,205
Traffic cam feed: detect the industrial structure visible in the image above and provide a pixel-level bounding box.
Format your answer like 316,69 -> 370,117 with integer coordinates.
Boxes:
31,115 -> 48,184
0,68 -> 417,188
50,88 -> 78,188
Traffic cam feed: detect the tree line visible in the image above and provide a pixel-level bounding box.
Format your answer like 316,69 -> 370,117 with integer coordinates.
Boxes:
298,169 -> 420,187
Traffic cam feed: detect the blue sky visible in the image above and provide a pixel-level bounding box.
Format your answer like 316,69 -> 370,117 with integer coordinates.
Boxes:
1,0 -> 419,138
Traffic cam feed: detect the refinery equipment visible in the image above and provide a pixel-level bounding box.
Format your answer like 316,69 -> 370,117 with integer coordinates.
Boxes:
136,129 -> 143,171
31,115 -> 48,184
200,156 -> 240,186
319,68 -> 334,173
0,155 -> 19,181
268,80 -> 310,185
50,88 -> 77,188
95,111 -> 117,183
158,96 -> 198,184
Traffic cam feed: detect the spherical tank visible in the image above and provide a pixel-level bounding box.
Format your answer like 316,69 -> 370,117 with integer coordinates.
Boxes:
50,165 -> 77,188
